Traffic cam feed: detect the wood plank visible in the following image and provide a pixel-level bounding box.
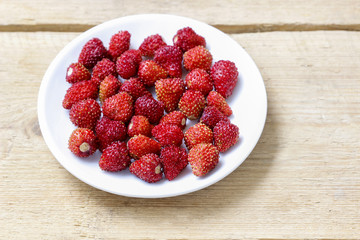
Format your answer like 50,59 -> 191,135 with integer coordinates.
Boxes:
0,0 -> 359,32
0,31 -> 360,239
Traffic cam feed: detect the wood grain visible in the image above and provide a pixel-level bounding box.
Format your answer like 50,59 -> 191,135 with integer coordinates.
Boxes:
0,30 -> 359,239
0,0 -> 359,32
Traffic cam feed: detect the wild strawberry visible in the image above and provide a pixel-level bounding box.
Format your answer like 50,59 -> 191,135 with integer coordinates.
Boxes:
185,68 -> 213,96
119,77 -> 152,100
159,110 -> 187,130
154,45 -> 183,78
102,92 -> 133,123
78,38 -> 108,69
99,75 -> 121,103
108,30 -> 131,61
127,115 -> 153,138
95,116 -> 127,152
89,76 -> 103,87
200,106 -> 229,129
139,34 -> 167,57
127,135 -> 161,159
184,123 -> 213,150
211,60 -> 239,98
188,143 -> 219,177
151,123 -> 184,147
68,128 -> 98,157
178,90 -> 206,120
62,80 -> 98,109
134,95 -> 164,124
155,78 -> 185,113
65,62 -> 91,84
160,145 -> 188,181
129,153 -> 163,183
162,62 -> 183,78
173,27 -> 206,52
138,60 -> 168,87
206,91 -> 232,116
213,120 -> 239,152
116,49 -> 142,79
69,99 -> 101,129
92,58 -> 117,83
99,141 -> 131,172
183,46 -> 212,71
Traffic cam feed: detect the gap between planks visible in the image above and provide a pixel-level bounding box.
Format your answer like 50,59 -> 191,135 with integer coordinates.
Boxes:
1,23 -> 360,33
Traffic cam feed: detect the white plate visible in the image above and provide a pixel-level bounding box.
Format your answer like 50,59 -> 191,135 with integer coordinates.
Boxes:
38,14 -> 267,198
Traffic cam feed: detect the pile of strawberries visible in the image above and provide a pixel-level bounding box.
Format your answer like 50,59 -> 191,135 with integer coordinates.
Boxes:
63,27 -> 240,183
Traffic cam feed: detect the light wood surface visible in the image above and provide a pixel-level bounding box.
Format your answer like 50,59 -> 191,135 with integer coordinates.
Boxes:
1,1 -> 360,239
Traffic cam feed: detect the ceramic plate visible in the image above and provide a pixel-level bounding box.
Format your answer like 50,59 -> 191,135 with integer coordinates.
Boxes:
38,14 -> 267,198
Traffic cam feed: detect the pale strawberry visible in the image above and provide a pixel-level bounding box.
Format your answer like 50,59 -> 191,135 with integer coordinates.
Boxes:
69,99 -> 101,129
102,92 -> 133,123
178,90 -> 206,120
206,91 -> 233,116
138,60 -> 168,87
155,78 -> 185,113
183,46 -> 212,71
188,143 -> 219,177
184,123 -> 213,150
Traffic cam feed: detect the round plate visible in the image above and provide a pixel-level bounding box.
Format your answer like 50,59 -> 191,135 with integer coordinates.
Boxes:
38,14 -> 267,198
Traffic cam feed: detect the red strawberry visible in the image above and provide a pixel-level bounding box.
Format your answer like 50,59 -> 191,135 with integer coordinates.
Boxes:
102,92 -> 133,123
185,68 -> 213,96
213,120 -> 239,152
68,128 -> 97,157
134,95 -> 164,124
183,46 -> 212,71
116,49 -> 142,79
78,38 -> 108,69
65,62 -> 91,84
160,145 -> 188,181
99,75 -> 121,103
89,76 -> 103,87
200,106 -> 229,129
159,110 -> 187,130
92,58 -> 117,82
155,78 -> 185,113
108,30 -> 131,61
69,99 -> 101,129
151,123 -> 184,147
184,123 -> 213,150
206,91 -> 232,116
154,45 -> 183,78
127,134 -> 161,159
95,116 -> 127,152
188,143 -> 219,177
99,141 -> 131,172
138,60 -> 168,87
211,60 -> 239,98
119,77 -> 152,100
129,153 -> 163,183
139,34 -> 167,57
173,27 -> 206,52
62,80 -> 98,109
178,90 -> 206,120
127,115 -> 153,138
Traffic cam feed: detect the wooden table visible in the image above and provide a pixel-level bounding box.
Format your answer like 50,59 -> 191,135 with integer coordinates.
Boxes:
1,1 -> 359,239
